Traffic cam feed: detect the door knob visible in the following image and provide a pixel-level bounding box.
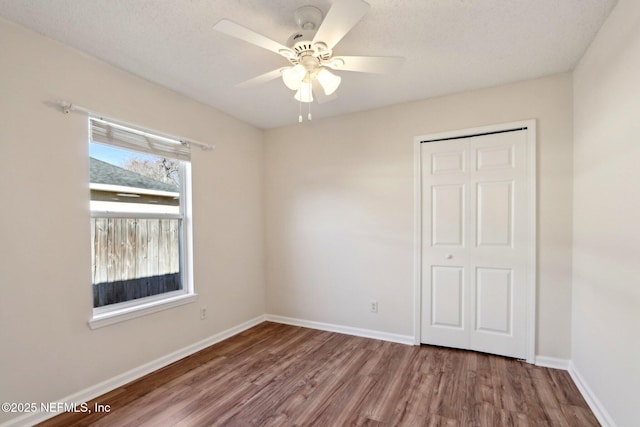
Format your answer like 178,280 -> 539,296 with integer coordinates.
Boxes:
446,254 -> 453,259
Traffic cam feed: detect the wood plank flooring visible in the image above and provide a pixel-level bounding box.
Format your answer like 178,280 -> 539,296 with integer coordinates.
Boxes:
38,322 -> 599,426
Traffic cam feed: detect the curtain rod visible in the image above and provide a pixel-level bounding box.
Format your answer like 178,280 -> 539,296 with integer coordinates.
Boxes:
56,100 -> 214,151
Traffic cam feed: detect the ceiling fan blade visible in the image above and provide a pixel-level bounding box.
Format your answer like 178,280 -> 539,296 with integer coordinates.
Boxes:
312,0 -> 370,50
236,68 -> 285,88
312,79 -> 338,104
328,56 -> 405,74
214,19 -> 293,58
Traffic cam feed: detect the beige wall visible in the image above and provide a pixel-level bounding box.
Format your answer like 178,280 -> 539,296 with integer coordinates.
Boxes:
572,0 -> 640,425
0,18 -> 265,423
12,3 -> 638,422
265,73 -> 574,358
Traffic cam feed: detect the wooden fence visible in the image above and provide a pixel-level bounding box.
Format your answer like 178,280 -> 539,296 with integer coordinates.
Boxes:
90,218 -> 181,307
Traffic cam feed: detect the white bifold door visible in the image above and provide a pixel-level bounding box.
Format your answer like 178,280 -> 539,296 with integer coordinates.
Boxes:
420,127 -> 534,360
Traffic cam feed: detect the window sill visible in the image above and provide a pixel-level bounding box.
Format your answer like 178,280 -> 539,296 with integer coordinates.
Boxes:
88,293 -> 198,329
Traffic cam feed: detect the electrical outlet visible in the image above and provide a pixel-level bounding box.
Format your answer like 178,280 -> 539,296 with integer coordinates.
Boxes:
200,307 -> 207,320
370,301 -> 378,313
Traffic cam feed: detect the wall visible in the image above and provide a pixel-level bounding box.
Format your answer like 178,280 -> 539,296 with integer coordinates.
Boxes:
265,73 -> 574,359
5,6 -> 620,424
572,0 -> 640,424
0,18 -> 265,424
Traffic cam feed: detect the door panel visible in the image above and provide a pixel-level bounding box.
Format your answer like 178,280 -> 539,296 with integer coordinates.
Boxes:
476,181 -> 513,247
431,266 -> 464,328
421,128 -> 531,359
432,185 -> 465,246
476,144 -> 514,171
475,267 -> 512,334
431,150 -> 465,175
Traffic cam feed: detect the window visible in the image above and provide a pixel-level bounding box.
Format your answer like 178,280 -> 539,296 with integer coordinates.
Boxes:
88,117 -> 195,328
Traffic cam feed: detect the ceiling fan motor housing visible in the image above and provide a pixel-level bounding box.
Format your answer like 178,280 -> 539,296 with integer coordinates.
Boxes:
286,30 -> 332,68
285,5 -> 332,68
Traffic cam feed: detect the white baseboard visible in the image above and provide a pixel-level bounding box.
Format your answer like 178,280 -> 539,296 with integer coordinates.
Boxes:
534,355 -> 570,370
534,357 -> 615,426
1,315 -> 266,427
265,314 -> 415,345
568,362 -> 616,427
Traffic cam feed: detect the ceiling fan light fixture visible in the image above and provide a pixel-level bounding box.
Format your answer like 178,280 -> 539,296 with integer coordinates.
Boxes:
282,64 -> 306,90
316,68 -> 341,95
294,82 -> 314,103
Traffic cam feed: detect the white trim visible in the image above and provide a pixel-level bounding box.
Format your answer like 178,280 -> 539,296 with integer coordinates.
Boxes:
89,293 -> 198,329
535,357 -> 616,426
180,161 -> 194,303
265,314 -> 415,345
412,120 -> 537,363
412,138 -> 423,345
525,120 -> 537,364
534,355 -> 570,370
2,315 -> 266,427
568,362 -> 617,427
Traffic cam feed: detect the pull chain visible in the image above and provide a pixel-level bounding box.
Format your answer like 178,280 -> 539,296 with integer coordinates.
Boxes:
298,96 -> 303,123
308,99 -> 312,121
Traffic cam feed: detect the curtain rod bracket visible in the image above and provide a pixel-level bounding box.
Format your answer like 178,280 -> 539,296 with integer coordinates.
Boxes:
58,100 -> 73,114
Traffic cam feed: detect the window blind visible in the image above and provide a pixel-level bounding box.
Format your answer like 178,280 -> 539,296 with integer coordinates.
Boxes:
90,117 -> 191,161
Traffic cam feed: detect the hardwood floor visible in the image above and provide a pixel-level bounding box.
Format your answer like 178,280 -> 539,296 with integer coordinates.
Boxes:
38,322 -> 599,426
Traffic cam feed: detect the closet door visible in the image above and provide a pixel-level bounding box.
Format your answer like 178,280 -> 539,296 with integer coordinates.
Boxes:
420,128 -> 531,359
420,140 -> 470,350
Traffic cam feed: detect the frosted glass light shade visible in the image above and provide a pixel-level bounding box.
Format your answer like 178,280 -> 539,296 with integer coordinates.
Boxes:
316,68 -> 341,95
282,65 -> 306,90
294,82 -> 314,103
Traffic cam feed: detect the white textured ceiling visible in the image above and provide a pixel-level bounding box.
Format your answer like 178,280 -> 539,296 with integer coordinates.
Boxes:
0,0 -> 617,129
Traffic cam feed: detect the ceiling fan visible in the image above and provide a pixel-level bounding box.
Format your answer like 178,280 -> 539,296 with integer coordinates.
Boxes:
213,0 -> 404,120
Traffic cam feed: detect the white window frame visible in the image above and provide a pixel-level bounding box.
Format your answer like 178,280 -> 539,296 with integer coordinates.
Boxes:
88,120 -> 196,329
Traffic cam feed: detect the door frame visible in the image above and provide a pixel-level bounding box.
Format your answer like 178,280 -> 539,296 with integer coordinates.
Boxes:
412,119 -> 537,363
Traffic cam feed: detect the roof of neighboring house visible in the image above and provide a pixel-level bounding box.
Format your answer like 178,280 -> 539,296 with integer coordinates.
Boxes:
89,157 -> 178,193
